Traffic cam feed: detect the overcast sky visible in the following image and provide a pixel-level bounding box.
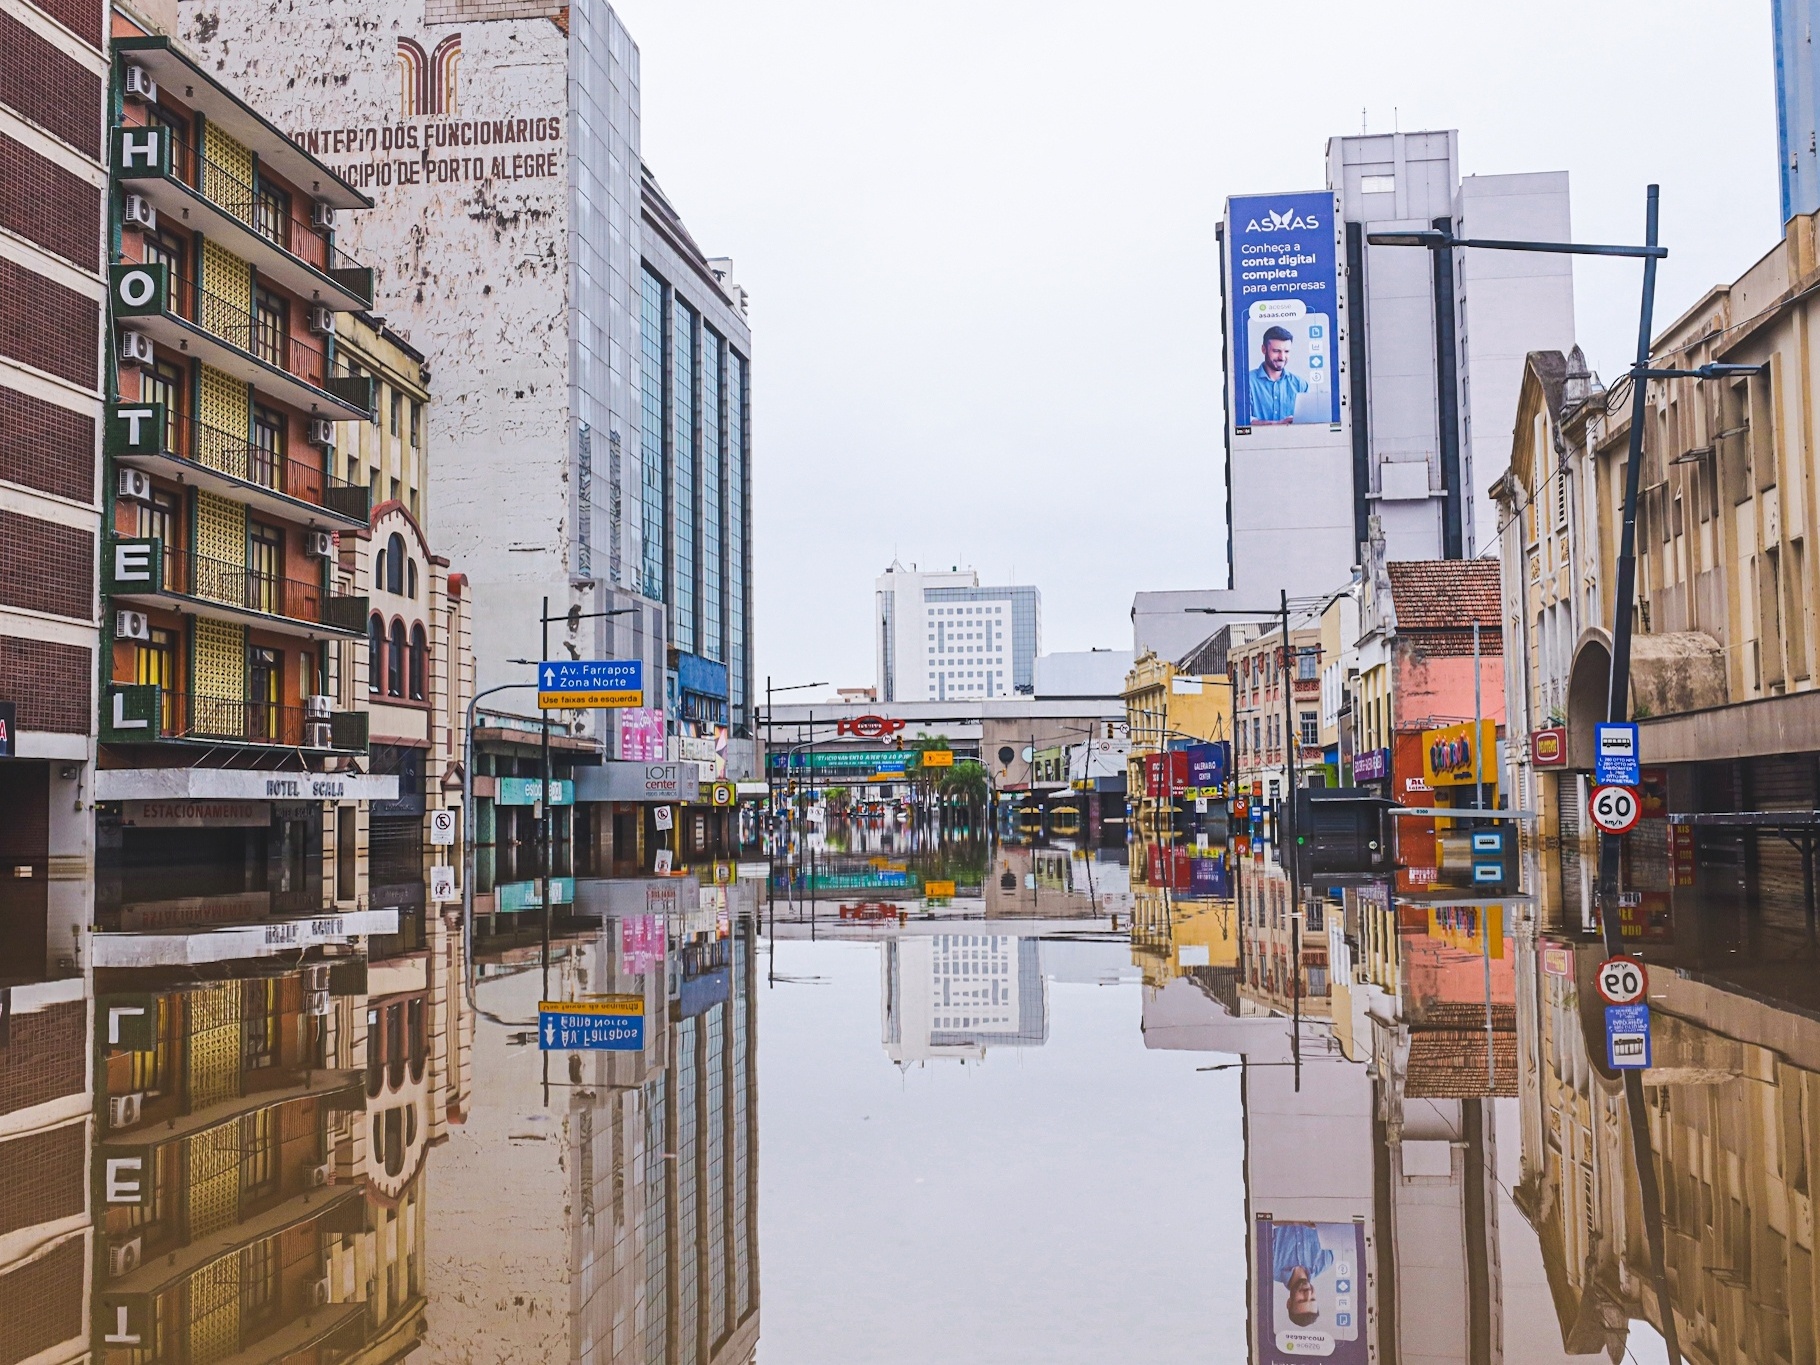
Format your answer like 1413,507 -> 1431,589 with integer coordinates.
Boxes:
611,0 -> 1779,697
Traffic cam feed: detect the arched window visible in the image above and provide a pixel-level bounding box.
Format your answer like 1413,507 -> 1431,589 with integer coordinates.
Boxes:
407,559 -> 418,599
373,546 -> 385,592
367,614 -> 384,694
388,618 -> 406,697
385,533 -> 405,595
409,624 -> 427,701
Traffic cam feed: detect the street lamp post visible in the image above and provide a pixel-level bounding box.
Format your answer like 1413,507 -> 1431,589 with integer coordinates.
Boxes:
1365,193 -> 1769,1365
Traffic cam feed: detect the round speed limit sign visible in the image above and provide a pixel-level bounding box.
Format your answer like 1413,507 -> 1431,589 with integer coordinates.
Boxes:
1588,783 -> 1641,835
1596,954 -> 1648,1006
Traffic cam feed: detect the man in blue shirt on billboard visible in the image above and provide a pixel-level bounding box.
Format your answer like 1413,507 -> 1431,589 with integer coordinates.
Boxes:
1248,325 -> 1307,424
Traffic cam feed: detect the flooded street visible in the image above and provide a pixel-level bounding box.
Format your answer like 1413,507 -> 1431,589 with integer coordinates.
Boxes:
22,813 -> 1820,1363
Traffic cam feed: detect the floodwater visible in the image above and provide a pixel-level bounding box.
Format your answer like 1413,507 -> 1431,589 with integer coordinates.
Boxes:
34,815 -> 1820,1363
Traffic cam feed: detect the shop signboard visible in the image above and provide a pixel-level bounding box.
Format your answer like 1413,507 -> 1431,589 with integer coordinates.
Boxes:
1530,727 -> 1567,768
1254,1217 -> 1368,1364
497,878 -> 575,912
575,761 -> 700,803
1420,720 -> 1497,789
1351,747 -> 1389,782
495,777 -> 574,807
618,707 -> 666,761
1184,741 -> 1228,788
0,700 -> 13,757
120,800 -> 268,828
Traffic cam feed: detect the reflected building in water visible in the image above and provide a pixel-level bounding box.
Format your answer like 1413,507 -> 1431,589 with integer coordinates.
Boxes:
431,872 -> 759,1364
882,934 -> 1048,1066
984,844 -> 1131,921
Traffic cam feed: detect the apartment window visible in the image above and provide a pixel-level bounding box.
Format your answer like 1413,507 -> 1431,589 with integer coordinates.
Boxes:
391,477 -> 402,506
386,533 -> 405,594
409,624 -> 427,701
254,177 -> 289,248
241,1233 -> 280,1325
251,405 -> 285,490
409,400 -> 421,448
136,627 -> 178,732
388,619 -> 406,697
407,559 -> 418,599
248,647 -> 280,740
253,287 -> 287,367
137,488 -> 181,589
141,356 -> 186,453
243,979 -> 280,1068
247,522 -> 284,615
1300,712 -> 1319,746
1297,649 -> 1318,681
368,614 -> 385,693
390,389 -> 402,437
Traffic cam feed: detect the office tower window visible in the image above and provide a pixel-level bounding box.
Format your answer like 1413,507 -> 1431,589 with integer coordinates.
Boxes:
702,329 -> 723,662
729,351 -> 748,727
640,268 -> 667,601
672,298 -> 697,655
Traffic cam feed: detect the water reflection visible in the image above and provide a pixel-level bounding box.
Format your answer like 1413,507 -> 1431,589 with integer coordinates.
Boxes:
17,816 -> 1820,1361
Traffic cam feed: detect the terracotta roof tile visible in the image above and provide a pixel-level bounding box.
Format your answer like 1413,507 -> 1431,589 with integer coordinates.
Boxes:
1387,560 -> 1502,631
1405,1029 -> 1519,1098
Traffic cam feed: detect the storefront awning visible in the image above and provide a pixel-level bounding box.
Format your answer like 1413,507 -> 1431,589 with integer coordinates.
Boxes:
97,768 -> 400,803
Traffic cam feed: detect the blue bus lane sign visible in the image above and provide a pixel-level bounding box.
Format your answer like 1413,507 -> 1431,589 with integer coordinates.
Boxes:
539,996 -> 646,1051
1605,1003 -> 1652,1070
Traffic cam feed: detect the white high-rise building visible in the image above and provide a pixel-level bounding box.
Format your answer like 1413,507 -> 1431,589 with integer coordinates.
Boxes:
875,562 -> 1041,703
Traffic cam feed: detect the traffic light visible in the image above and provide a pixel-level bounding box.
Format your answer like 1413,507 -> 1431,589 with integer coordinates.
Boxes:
1291,787 -> 1396,879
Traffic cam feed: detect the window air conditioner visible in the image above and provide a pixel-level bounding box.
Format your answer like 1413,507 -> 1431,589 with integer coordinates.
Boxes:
311,1276 -> 333,1305
117,466 -> 154,503
308,305 -> 336,336
308,417 -> 336,449
309,1163 -> 333,1188
304,720 -> 333,749
305,530 -> 335,559
123,194 -> 157,230
108,1092 -> 143,1129
303,963 -> 330,991
108,1236 -> 143,1278
124,65 -> 157,102
116,610 -> 151,643
306,989 -> 331,1015
305,694 -> 333,720
310,201 -> 335,231
119,331 -> 154,367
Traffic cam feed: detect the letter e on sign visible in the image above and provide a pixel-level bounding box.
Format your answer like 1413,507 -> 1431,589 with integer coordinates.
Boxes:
105,1156 -> 144,1204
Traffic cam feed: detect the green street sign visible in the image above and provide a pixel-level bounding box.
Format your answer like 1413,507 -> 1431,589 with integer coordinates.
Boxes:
110,261 -> 167,318
495,777 -> 574,807
108,402 -> 165,455
497,877 -> 575,912
104,538 -> 163,594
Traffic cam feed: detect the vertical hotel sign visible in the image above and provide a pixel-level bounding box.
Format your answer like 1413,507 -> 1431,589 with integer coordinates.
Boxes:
1225,192 -> 1345,434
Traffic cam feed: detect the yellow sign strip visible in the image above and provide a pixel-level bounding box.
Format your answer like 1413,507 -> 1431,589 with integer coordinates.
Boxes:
540,996 -> 645,1016
537,690 -> 644,709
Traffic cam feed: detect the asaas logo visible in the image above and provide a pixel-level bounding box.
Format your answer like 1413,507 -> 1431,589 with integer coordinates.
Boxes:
1244,206 -> 1321,233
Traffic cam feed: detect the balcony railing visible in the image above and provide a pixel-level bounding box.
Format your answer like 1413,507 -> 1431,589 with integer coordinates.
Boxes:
149,545 -> 365,634
166,271 -> 336,389
158,410 -> 369,521
164,129 -> 369,284
159,689 -> 310,746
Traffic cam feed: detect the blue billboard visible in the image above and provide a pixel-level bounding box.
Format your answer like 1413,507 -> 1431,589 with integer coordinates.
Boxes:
1226,191 -> 1342,432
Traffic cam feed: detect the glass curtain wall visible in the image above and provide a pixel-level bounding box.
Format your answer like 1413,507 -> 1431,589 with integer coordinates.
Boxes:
702,330 -> 723,663
639,268 -> 667,603
672,300 -> 697,655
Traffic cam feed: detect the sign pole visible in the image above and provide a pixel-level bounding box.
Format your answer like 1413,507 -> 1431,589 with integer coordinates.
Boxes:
541,595 -> 552,1003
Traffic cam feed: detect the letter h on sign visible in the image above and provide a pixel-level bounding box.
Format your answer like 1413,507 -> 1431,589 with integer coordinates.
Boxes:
111,125 -> 170,178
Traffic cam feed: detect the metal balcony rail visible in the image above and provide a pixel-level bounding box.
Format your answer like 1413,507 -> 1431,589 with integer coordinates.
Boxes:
156,410 -> 368,517
165,271 -> 340,390
158,544 -> 329,624
156,689 -> 310,746
164,129 -> 364,277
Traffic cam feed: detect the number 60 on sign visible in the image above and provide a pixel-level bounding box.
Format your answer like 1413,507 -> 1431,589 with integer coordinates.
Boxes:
1588,783 -> 1641,835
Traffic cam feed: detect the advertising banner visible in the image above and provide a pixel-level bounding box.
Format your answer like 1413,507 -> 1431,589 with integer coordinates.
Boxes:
1184,742 -> 1228,788
1254,1218 -> 1368,1364
1351,747 -> 1389,783
1420,720 -> 1497,789
1226,192 -> 1344,433
618,707 -> 666,761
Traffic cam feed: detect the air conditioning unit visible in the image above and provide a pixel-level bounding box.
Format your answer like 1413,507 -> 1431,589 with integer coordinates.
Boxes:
304,720 -> 333,749
108,1092 -> 143,1129
308,1163 -> 333,1188
124,65 -> 157,102
117,466 -> 154,503
302,963 -> 330,991
307,417 -> 336,449
305,693 -> 333,720
123,194 -> 157,230
108,1236 -> 143,1278
310,201 -> 335,231
116,610 -> 151,643
311,1276 -> 333,1306
305,530 -> 335,559
119,331 -> 154,367
308,305 -> 336,336
305,989 -> 331,1015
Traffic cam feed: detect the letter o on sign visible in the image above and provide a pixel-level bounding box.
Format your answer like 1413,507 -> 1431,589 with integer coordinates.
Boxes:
117,268 -> 158,308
